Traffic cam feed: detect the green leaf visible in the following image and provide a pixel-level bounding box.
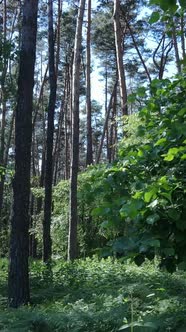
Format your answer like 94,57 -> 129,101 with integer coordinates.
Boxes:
91,207 -> 110,217
160,192 -> 172,202
181,154 -> 186,160
112,237 -> 137,252
149,11 -> 160,24
137,149 -> 144,157
137,86 -> 146,97
128,93 -> 136,103
167,208 -> 180,221
164,154 -> 174,161
146,213 -> 160,225
178,108 -> 186,116
163,147 -> 180,161
155,137 -> 167,146
144,188 -> 157,203
143,238 -> 160,248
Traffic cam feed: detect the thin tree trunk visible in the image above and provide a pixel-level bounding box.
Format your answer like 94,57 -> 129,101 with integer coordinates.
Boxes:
55,0 -> 63,78
113,0 -> 127,115
0,0 -> 7,221
0,109 -> 15,232
112,85 -> 117,161
32,64 -> 48,130
172,19 -> 181,74
108,86 -> 117,163
53,97 -> 65,184
180,13 -> 185,59
96,81 -> 117,164
68,0 -> 85,260
43,0 -> 57,263
86,0 -> 93,166
126,21 -> 151,84
8,0 -> 38,308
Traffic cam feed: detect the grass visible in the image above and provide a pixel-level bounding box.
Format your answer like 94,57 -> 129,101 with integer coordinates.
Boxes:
0,257 -> 186,331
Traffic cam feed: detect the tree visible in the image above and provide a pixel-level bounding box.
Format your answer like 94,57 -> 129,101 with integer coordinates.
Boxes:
96,81 -> 118,163
113,0 -> 128,115
68,0 -> 86,260
8,0 -> 38,307
86,0 -> 93,166
43,0 -> 57,262
0,0 -> 20,242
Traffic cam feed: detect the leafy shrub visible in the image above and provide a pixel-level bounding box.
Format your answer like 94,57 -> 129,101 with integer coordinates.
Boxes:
90,75 -> 186,271
0,258 -> 186,331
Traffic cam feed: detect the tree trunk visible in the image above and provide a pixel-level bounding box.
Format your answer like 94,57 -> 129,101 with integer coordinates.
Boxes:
172,19 -> 181,74
180,13 -> 185,60
68,0 -> 85,260
86,0 -> 93,166
43,0 -> 57,263
126,21 -> 151,84
96,81 -> 117,164
8,0 -> 38,308
0,0 -> 7,222
113,0 -> 127,115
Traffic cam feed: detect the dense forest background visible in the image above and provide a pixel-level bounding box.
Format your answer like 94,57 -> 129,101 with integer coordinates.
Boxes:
0,0 -> 186,330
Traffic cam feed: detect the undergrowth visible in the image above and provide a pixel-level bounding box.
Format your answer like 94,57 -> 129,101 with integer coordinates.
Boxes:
0,257 -> 186,331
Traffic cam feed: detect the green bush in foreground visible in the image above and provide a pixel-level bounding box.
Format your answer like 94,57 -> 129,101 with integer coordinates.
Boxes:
0,258 -> 186,331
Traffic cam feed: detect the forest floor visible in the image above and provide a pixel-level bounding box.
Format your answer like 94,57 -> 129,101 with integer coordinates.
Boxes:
0,257 -> 186,331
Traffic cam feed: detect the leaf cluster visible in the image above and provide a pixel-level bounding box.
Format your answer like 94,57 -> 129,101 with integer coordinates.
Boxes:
90,74 -> 186,271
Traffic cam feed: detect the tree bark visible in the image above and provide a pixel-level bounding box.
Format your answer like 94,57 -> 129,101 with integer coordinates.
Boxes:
43,0 -> 57,263
86,0 -> 93,166
68,0 -> 85,260
113,0 -> 127,115
8,0 -> 38,308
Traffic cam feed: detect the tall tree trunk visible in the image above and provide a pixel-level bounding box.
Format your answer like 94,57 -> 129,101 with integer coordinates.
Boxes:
68,0 -> 85,260
180,12 -> 185,60
113,0 -> 127,115
0,0 -> 7,222
64,62 -> 71,180
8,0 -> 38,308
96,81 -> 117,164
86,0 -> 93,166
108,85 -> 117,163
43,0 -> 57,263
126,21 -> 151,84
53,96 -> 65,185
172,19 -> 181,74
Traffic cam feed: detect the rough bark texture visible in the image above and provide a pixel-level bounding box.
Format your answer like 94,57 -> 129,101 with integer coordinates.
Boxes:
68,0 -> 85,260
113,0 -> 128,115
43,0 -> 57,262
86,0 -> 93,166
8,0 -> 38,308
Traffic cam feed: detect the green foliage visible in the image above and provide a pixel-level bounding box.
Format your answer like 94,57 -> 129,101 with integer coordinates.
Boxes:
88,74 -> 186,270
0,258 -> 186,331
49,166 -> 107,258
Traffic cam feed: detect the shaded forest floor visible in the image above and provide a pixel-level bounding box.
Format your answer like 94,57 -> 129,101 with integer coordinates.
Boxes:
0,258 -> 186,331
